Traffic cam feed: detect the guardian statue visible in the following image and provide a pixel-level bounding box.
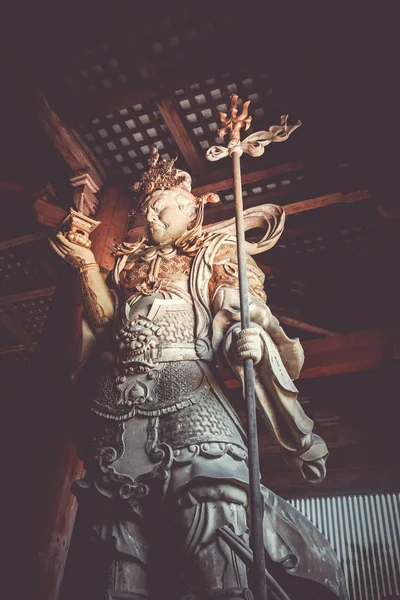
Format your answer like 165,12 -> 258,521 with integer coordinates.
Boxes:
51,148 -> 348,600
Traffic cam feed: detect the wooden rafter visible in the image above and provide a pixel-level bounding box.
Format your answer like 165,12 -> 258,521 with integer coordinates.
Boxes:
157,96 -> 204,174
34,90 -> 106,189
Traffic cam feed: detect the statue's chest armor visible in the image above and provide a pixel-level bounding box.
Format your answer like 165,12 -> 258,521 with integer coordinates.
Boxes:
120,252 -> 193,296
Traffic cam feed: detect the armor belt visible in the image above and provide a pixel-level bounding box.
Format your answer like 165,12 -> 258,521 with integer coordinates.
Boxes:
91,361 -> 208,420
155,344 -> 198,362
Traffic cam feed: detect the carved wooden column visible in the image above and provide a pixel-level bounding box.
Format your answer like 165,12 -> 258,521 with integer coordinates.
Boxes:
35,177 -> 130,600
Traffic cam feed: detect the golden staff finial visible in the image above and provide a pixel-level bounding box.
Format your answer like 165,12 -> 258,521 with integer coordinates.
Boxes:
218,94 -> 252,141
207,95 -> 301,162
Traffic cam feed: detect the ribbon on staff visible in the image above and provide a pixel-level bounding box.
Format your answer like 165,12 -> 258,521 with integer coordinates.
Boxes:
206,115 -> 301,161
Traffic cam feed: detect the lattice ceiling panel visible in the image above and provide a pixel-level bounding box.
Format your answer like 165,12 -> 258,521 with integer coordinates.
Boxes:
141,11 -> 233,75
219,173 -> 306,204
274,221 -> 386,262
48,37 -> 140,106
172,72 -> 280,169
0,243 -> 54,295
3,295 -> 53,340
77,102 -> 188,179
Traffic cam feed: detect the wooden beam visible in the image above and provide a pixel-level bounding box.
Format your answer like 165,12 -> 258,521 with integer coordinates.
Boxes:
0,286 -> 55,307
300,328 -> 395,379
0,307 -> 31,345
193,161 -> 305,195
272,312 -> 338,337
204,189 -> 370,227
283,189 -> 370,216
0,230 -> 51,250
0,181 -> 29,194
34,90 -> 106,189
156,96 -> 204,175
302,328 -> 392,355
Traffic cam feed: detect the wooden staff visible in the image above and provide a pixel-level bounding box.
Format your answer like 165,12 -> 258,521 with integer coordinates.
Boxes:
206,94 -> 301,600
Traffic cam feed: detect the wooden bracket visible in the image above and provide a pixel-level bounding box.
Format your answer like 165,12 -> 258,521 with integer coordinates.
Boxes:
70,171 -> 99,216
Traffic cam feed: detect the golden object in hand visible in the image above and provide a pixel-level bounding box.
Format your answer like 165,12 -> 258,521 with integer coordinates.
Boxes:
61,208 -> 101,249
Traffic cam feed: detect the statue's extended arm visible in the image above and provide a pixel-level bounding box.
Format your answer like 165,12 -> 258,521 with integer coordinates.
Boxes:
50,232 -> 115,335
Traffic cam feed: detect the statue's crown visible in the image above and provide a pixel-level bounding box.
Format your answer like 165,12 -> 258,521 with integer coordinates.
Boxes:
132,145 -> 188,199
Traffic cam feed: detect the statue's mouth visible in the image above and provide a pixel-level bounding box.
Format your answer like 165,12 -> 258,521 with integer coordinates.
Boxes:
150,221 -> 169,231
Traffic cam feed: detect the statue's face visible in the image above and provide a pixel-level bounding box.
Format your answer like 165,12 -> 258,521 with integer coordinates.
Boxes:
141,189 -> 196,245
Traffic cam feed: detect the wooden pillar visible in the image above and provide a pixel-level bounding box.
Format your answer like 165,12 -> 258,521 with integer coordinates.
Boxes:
35,180 -> 130,600
91,180 -> 131,274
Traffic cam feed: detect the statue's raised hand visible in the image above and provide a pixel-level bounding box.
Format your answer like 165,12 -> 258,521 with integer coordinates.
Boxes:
49,231 -> 97,270
234,327 -> 262,365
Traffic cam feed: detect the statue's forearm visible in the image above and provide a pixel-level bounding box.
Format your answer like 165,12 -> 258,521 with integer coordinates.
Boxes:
78,264 -> 115,333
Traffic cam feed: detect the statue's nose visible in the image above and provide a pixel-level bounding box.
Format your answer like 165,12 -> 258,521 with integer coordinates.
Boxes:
146,208 -> 157,222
